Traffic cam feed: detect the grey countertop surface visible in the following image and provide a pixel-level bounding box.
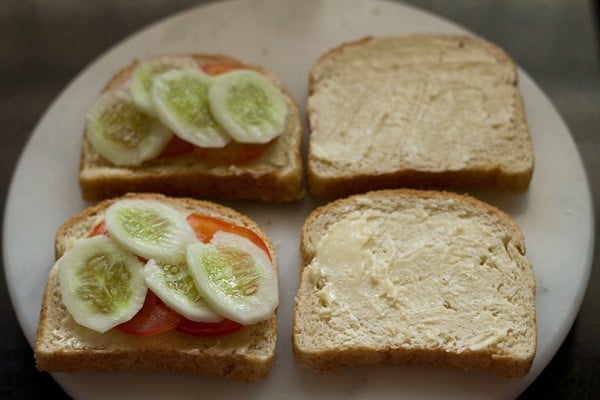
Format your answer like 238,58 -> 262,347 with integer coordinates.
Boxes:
1,0 -> 598,398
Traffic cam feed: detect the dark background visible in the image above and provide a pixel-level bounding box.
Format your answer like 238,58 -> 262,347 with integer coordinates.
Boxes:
2,0 -> 598,398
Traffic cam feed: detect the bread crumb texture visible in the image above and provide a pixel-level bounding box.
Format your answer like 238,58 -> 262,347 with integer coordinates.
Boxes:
308,36 -> 534,196
293,190 -> 536,377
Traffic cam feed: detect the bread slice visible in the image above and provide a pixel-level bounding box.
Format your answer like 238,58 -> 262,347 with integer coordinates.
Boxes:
293,189 -> 536,377
35,193 -> 278,381
79,54 -> 303,202
307,35 -> 534,198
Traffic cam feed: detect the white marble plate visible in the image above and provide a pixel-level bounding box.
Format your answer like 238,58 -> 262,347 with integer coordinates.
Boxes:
3,0 -> 594,398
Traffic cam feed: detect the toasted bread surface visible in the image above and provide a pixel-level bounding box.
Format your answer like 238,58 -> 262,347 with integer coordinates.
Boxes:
293,189 -> 536,377
307,35 -> 534,198
79,55 -> 303,202
36,193 -> 278,381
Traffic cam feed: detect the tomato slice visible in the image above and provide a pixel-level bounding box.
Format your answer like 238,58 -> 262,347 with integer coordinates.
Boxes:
201,63 -> 240,76
87,220 -> 108,237
176,318 -> 243,336
116,290 -> 244,337
158,135 -> 197,158
158,138 -> 269,163
186,213 -> 272,260
115,289 -> 245,337
116,291 -> 182,336
192,141 -> 269,164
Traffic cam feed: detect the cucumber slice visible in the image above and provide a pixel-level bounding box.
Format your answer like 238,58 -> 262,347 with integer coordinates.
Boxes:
186,231 -> 278,325
152,69 -> 231,148
130,56 -> 198,117
85,89 -> 173,166
144,258 -> 222,322
58,236 -> 147,333
105,199 -> 196,263
208,70 -> 288,144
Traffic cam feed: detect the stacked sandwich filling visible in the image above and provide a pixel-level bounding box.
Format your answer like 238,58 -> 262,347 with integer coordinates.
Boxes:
85,56 -> 289,167
58,199 -> 278,336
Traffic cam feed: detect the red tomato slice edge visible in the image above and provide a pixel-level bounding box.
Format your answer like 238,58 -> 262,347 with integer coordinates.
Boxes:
116,291 -> 181,336
87,220 -> 108,237
176,318 -> 244,336
201,63 -> 240,76
87,212 -> 269,337
186,213 -> 272,260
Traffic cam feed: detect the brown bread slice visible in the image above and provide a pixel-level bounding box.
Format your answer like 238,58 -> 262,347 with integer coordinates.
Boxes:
80,54 -> 303,202
35,193 -> 278,381
293,189 -> 536,377
307,35 -> 534,198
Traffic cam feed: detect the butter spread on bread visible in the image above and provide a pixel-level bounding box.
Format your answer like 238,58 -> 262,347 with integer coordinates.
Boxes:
307,35 -> 534,198
293,189 -> 536,378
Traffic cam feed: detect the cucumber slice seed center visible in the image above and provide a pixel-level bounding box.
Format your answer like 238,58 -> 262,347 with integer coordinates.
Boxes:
99,101 -> 155,147
203,246 -> 261,298
76,254 -> 133,314
158,262 -> 206,305
226,83 -> 275,127
116,207 -> 173,245
163,76 -> 218,131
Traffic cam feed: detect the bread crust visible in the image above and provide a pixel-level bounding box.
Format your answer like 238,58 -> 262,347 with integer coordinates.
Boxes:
293,189 -> 536,378
307,35 -> 534,198
36,193 -> 279,381
79,54 -> 304,202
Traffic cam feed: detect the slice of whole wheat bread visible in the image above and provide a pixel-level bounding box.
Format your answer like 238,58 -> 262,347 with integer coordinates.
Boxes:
35,193 -> 278,381
79,54 -> 303,202
307,35 -> 534,198
293,189 -> 536,377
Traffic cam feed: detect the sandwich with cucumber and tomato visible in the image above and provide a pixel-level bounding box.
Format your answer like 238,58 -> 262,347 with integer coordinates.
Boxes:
34,193 -> 279,381
79,54 -> 303,201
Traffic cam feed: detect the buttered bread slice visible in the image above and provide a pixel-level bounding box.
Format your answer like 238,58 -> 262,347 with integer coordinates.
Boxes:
293,189 -> 536,377
35,193 -> 278,381
307,35 -> 534,198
